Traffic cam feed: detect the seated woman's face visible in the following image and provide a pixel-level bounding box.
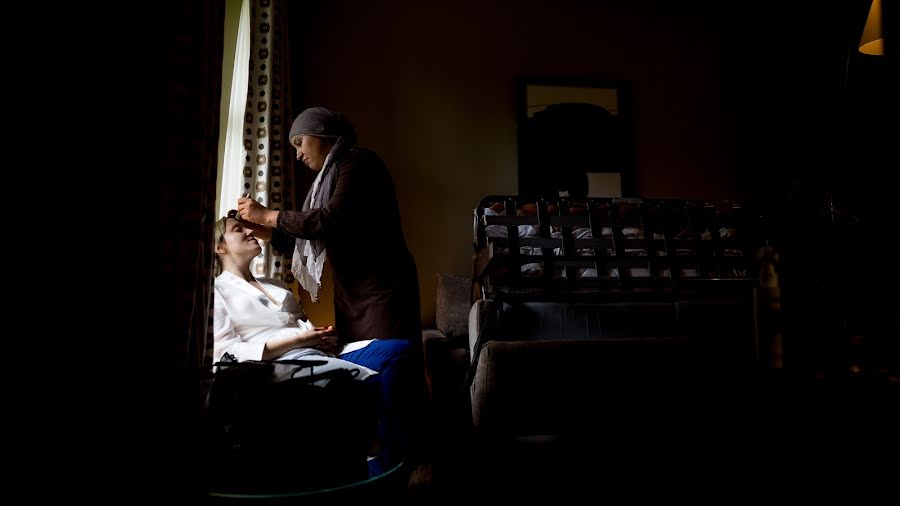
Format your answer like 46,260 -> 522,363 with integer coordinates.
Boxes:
218,218 -> 262,260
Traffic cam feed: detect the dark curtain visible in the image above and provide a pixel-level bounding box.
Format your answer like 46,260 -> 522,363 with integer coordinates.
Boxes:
140,0 -> 225,500
155,0 -> 223,385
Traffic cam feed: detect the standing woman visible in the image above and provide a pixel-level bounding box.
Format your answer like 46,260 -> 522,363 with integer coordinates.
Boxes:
238,107 -> 420,346
237,107 -> 425,469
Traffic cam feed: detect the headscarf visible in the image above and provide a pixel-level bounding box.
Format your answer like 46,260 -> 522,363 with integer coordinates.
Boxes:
289,107 -> 357,302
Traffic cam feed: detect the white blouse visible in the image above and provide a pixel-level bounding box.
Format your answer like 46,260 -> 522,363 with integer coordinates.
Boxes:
213,271 -> 322,364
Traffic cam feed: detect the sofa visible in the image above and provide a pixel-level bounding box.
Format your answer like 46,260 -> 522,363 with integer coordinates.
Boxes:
422,273 -> 761,431
421,273 -> 769,499
467,297 -> 759,431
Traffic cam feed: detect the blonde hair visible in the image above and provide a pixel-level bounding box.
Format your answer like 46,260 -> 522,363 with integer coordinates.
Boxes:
213,211 -> 239,277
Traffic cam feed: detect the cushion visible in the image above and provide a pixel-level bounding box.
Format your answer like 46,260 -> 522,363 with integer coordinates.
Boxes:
435,273 -> 471,337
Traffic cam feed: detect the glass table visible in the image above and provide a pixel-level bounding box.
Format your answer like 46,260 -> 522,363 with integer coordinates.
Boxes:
206,461 -> 407,505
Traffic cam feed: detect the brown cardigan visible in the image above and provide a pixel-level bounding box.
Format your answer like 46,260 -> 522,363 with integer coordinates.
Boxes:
271,148 -> 421,345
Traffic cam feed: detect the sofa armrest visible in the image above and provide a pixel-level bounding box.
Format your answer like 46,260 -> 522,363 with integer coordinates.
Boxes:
422,329 -> 448,395
422,329 -> 471,431
468,299 -> 498,362
423,330 -> 468,373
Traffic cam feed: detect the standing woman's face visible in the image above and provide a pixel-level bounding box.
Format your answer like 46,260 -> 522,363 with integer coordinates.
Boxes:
292,135 -> 332,171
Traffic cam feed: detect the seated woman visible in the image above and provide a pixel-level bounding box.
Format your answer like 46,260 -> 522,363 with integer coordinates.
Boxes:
213,211 -> 375,376
213,211 -> 419,475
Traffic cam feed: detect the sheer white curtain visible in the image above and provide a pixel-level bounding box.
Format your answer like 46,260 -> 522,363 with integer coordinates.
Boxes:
216,0 -> 250,221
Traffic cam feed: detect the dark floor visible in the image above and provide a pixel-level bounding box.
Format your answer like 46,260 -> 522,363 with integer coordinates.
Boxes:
421,368 -> 899,503
180,362 -> 898,504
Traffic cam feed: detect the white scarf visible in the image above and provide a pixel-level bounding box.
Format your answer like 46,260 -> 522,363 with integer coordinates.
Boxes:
291,149 -> 335,302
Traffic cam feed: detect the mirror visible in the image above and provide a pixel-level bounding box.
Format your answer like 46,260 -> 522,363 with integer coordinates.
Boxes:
517,79 -> 634,198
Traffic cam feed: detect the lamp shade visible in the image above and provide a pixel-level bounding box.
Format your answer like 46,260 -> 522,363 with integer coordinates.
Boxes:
859,0 -> 884,55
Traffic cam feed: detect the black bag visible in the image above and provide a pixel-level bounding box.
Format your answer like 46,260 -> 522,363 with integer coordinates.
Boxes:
207,358 -> 378,493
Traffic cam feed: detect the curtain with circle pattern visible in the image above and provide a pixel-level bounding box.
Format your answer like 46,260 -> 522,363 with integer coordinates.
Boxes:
243,0 -> 294,284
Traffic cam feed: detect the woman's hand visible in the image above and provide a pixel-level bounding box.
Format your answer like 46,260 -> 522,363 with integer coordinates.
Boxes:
237,219 -> 274,241
238,197 -> 279,227
299,325 -> 337,351
263,324 -> 334,360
